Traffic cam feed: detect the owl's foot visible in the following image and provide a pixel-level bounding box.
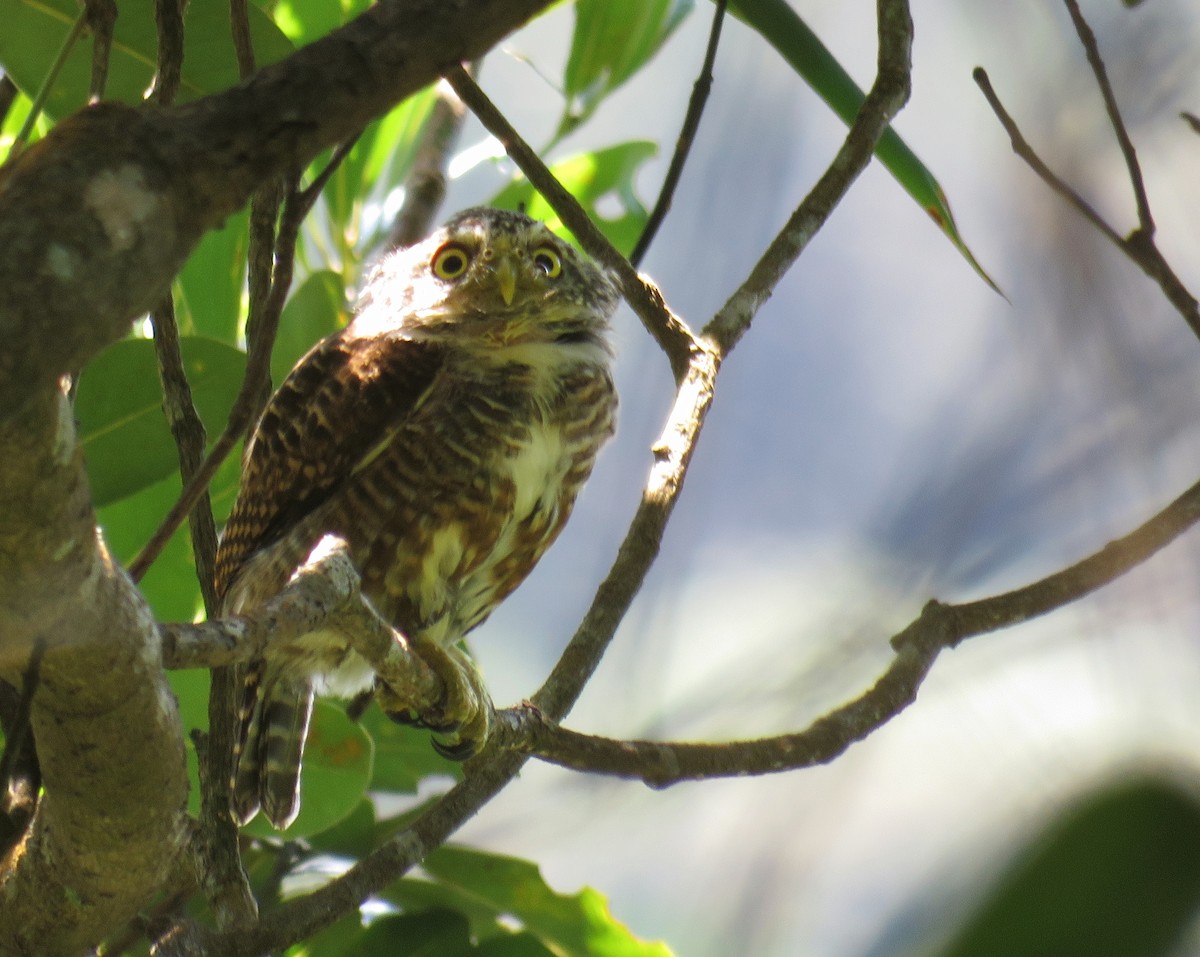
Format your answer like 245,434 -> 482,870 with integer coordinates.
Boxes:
378,641 -> 493,760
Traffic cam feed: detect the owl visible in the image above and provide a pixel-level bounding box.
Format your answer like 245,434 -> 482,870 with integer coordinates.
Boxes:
213,207 -> 619,829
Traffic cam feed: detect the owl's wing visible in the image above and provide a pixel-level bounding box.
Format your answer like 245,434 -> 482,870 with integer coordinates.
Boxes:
213,329 -> 445,606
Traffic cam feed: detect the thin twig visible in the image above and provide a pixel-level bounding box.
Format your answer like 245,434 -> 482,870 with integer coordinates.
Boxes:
218,6 -> 917,954
150,0 -> 186,106
1062,0 -> 1153,234
974,67 -> 1200,338
973,68 -> 1123,246
501,460 -> 1200,785
229,0 -> 256,78
630,0 -> 727,268
388,78 -> 468,250
83,0 -> 117,103
150,302 -> 221,612
127,139 -> 359,582
704,0 -> 912,355
9,11 -> 87,158
445,66 -> 697,382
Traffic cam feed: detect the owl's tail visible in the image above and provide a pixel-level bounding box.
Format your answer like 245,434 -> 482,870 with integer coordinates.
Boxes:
231,662 -> 314,830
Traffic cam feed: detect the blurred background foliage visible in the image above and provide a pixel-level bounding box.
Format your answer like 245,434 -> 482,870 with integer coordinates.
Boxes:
3,0 -> 1200,954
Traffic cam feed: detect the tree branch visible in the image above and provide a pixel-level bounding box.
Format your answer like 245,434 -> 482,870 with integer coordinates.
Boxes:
974,6 -> 1200,339
220,5 -> 917,953
0,3 -> 558,952
704,0 -> 913,355
496,461 -> 1200,785
630,0 -> 727,268
161,536 -> 442,708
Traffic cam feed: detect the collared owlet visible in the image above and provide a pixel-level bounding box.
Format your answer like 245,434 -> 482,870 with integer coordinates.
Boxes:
213,207 -> 619,829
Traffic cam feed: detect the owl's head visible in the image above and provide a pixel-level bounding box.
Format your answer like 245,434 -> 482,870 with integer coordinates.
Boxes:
357,207 -> 619,351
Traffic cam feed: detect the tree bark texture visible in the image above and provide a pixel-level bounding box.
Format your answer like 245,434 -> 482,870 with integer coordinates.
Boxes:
0,2 -> 553,953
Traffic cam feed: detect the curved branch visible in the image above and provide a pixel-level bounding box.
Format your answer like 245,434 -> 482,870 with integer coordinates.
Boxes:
219,4 -> 917,953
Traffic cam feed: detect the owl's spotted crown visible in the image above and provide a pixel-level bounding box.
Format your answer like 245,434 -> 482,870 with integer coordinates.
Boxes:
356,207 -> 619,349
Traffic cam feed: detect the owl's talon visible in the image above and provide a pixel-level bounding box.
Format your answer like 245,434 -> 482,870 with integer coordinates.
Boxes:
377,639 -> 492,755
430,735 -> 480,761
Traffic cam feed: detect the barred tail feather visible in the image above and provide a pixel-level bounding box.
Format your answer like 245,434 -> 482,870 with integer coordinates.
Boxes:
231,664 -> 315,830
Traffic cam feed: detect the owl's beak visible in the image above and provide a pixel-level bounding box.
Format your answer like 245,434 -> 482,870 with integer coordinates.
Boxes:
494,255 -> 518,307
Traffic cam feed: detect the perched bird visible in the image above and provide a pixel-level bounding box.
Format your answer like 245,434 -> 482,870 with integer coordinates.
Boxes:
213,207 -> 619,829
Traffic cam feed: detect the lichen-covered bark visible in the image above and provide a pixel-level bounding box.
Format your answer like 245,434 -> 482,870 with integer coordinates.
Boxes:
0,2 -> 554,953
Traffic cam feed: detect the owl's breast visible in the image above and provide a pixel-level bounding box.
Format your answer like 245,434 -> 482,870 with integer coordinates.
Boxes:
365,357 -> 612,641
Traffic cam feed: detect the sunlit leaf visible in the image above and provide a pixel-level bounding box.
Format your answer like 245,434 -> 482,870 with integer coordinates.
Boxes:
491,141 -> 656,256
561,0 -> 695,137
76,337 -> 246,506
413,846 -> 675,957
175,209 -> 250,344
726,0 -> 1000,292
0,0 -> 292,119
270,0 -> 373,46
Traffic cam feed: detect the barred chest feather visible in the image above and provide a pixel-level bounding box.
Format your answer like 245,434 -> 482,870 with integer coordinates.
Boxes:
229,336 -> 616,697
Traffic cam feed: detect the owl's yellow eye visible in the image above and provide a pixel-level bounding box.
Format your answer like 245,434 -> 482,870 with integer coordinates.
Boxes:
532,245 -> 562,278
432,243 -> 472,281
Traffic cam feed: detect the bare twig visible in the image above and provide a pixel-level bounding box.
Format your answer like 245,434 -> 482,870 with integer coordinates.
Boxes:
499,461 -> 1200,785
974,66 -> 1200,340
83,0 -> 117,103
145,5 -> 215,609
150,0 -> 186,108
705,0 -> 912,355
150,302 -> 221,612
630,0 -> 727,268
218,5 -> 916,953
388,78 -> 468,250
161,536 -> 443,702
229,0 -> 256,78
126,139 -> 359,582
446,66 -> 697,382
973,68 -> 1124,244
1062,0 -> 1153,234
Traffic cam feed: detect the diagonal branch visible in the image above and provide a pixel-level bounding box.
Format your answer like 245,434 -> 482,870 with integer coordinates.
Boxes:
220,5 -> 917,953
497,463 -> 1200,785
445,66 -> 698,383
1061,0 -> 1153,234
704,0 -> 913,356
630,0 -> 728,268
974,5 -> 1200,339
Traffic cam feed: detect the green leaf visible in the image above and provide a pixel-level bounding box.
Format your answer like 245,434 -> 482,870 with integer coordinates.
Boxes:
933,776 -> 1200,957
726,0 -> 999,292
284,912 -> 367,957
95,445 -> 241,621
76,336 -> 246,506
175,209 -> 250,344
561,0 -> 695,137
358,705 -> 463,795
0,0 -> 292,119
270,0 -> 374,46
356,911 -> 473,957
416,846 -> 674,957
491,141 -> 656,257
242,700 -> 374,840
272,270 -> 347,384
